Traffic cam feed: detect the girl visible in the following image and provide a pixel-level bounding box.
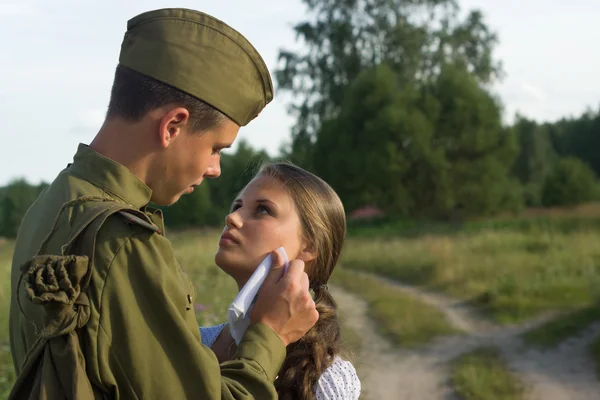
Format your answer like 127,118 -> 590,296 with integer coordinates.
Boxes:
201,161 -> 361,399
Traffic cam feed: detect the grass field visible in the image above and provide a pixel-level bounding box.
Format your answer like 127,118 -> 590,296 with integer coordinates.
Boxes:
0,241 -> 15,398
340,230 -> 600,324
450,347 -> 525,400
331,268 -> 459,347
2,208 -> 600,397
523,305 -> 600,348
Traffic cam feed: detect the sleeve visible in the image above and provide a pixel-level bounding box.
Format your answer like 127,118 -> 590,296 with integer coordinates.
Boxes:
313,358 -> 361,400
94,232 -> 286,399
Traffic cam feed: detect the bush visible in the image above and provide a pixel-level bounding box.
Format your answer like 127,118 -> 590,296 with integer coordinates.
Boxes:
0,179 -> 48,238
541,157 -> 600,207
159,183 -> 223,228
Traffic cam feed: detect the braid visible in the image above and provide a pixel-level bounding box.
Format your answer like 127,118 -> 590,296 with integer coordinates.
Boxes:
276,286 -> 341,399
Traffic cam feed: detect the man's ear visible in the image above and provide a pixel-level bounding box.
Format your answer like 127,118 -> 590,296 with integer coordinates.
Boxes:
157,106 -> 190,148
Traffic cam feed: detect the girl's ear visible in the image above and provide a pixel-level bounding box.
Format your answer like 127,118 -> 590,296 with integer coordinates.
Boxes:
298,242 -> 317,264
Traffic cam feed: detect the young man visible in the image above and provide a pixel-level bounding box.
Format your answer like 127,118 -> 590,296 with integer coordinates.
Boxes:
8,8 -> 318,399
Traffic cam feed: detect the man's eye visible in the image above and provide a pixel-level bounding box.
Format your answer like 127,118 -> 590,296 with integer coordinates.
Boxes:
212,148 -> 221,155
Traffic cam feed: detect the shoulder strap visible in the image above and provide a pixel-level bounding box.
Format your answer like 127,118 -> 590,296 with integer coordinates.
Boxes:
61,199 -> 159,253
63,199 -> 160,288
62,198 -> 163,290
34,196 -> 160,258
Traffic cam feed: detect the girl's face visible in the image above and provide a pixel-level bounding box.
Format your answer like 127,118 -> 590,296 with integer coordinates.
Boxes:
214,174 -> 309,286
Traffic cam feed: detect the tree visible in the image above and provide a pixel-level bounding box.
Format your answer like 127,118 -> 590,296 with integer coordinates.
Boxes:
426,63 -> 522,216
0,179 -> 49,238
206,139 -> 272,217
313,63 -> 445,215
313,62 -> 521,218
276,0 -> 503,166
160,182 -> 215,228
510,115 -> 557,206
541,157 -> 600,207
547,108 -> 600,178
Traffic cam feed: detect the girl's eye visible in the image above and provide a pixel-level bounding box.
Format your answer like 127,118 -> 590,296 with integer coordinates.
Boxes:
257,205 -> 270,215
231,204 -> 241,212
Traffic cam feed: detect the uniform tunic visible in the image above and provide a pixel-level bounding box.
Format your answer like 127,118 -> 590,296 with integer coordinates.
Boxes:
9,143 -> 286,399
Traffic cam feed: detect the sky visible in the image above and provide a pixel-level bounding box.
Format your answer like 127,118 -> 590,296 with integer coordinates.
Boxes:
0,0 -> 599,186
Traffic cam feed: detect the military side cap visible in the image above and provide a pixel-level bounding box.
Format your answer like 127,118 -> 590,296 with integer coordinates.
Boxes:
118,8 -> 273,126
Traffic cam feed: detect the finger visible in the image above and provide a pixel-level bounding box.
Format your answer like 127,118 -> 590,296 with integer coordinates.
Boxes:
299,271 -> 310,290
280,259 -> 305,283
263,252 -> 287,286
271,248 -> 285,269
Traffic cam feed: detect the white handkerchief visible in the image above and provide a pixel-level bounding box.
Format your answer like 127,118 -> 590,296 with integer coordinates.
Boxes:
228,247 -> 289,345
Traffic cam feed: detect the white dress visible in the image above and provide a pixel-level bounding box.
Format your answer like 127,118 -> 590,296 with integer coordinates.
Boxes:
200,324 -> 361,400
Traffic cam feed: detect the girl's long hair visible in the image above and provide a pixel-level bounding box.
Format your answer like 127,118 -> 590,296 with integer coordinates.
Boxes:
256,161 -> 347,399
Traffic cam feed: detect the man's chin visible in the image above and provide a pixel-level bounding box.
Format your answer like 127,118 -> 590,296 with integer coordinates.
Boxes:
150,192 -> 183,207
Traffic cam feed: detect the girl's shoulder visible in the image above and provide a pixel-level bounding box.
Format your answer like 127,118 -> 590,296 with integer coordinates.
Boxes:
200,324 -> 362,398
314,356 -> 361,400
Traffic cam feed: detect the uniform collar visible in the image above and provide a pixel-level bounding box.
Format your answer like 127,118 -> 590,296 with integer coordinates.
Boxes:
68,143 -> 153,209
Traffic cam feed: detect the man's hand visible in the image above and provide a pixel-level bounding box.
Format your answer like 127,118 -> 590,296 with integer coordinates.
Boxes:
250,249 -> 318,346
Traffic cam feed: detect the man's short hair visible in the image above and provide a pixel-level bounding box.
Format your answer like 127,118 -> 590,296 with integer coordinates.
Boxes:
106,64 -> 229,133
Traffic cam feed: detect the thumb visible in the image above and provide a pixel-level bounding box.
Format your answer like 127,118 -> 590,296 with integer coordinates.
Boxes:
263,249 -> 286,286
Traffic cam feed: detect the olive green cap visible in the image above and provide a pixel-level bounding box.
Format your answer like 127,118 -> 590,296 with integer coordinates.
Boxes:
118,8 -> 273,126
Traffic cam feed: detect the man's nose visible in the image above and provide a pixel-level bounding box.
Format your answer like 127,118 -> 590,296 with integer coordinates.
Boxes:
205,157 -> 221,179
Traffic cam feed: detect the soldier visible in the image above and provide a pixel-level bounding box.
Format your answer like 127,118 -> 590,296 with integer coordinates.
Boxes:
8,8 -> 318,400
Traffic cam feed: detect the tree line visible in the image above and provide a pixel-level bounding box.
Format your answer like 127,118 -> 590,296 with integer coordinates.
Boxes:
1,0 -> 599,237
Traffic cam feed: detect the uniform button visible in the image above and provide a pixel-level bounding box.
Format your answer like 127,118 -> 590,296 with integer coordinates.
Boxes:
186,294 -> 192,310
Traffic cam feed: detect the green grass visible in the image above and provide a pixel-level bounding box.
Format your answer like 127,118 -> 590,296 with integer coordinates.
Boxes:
347,202 -> 600,239
0,240 -> 15,397
168,230 -> 239,327
523,305 -> 600,348
330,268 -> 459,348
340,229 -> 600,324
450,347 -> 525,400
0,342 -> 15,399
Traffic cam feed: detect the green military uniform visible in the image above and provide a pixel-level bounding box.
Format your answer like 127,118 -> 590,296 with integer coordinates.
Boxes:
8,8 -> 285,400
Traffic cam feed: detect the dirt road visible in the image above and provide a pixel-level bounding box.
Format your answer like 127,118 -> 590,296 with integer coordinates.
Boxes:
332,272 -> 600,400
